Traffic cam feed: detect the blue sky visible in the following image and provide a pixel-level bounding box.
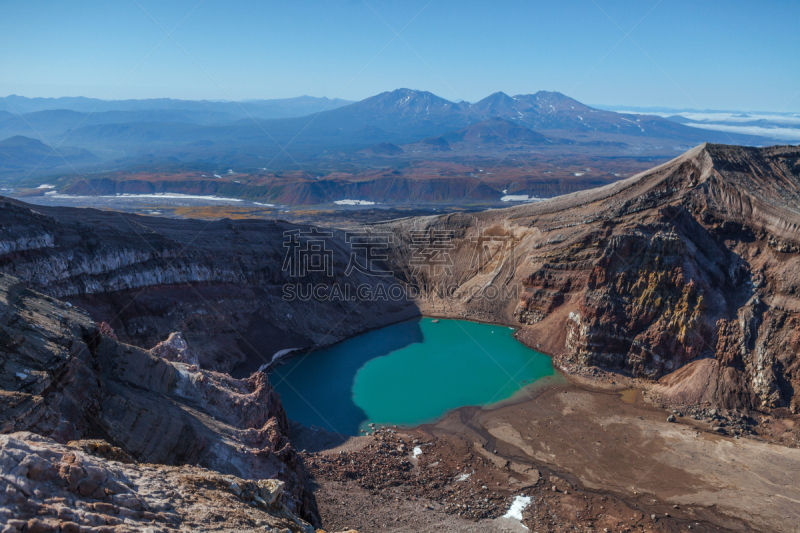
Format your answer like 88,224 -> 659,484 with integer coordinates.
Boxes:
1,0 -> 798,111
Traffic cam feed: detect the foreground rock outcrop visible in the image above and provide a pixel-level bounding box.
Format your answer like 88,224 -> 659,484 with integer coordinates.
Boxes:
0,431 -> 359,532
0,273 -> 317,522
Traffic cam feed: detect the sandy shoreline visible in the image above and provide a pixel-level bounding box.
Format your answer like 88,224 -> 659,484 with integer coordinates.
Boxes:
298,373 -> 800,532
281,313 -> 799,531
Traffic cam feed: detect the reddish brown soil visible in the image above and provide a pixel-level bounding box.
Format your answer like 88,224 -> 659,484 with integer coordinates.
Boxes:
302,381 -> 800,533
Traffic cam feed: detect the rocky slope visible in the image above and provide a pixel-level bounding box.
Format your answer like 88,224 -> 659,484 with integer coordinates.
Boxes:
1,142 -> 799,531
0,272 -> 322,524
0,432 -> 336,533
0,198 -> 417,373
383,143 -> 800,413
2,143 -> 800,416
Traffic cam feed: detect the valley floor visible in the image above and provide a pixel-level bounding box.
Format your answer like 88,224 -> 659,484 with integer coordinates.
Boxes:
300,380 -> 800,533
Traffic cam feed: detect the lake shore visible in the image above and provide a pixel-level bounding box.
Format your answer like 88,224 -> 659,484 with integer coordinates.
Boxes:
273,317 -> 555,436
279,312 -> 799,532
301,374 -> 800,532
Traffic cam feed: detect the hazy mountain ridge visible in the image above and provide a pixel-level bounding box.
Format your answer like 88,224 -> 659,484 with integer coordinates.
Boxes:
0,89 -> 786,186
596,104 -> 800,143
1,94 -> 354,118
0,135 -> 98,173
1,89 -> 778,154
440,117 -> 553,145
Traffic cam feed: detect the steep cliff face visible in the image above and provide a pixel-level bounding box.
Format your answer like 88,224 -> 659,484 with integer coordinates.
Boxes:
384,144 -> 800,412
1,143 -> 798,415
0,273 -> 318,522
0,199 -> 417,373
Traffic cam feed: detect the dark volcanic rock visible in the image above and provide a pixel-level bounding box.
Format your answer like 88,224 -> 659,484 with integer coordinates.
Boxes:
0,273 -> 317,521
0,198 -> 418,372
0,431 -> 332,532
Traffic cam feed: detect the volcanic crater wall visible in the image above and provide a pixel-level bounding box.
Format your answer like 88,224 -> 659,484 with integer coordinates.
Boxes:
0,198 -> 418,373
384,144 -> 800,413
1,143 -> 799,415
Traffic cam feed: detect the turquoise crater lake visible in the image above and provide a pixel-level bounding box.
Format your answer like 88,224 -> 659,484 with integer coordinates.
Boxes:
270,318 -> 556,435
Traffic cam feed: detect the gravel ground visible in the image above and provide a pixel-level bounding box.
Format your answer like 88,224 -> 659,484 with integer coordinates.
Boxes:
296,381 -> 800,533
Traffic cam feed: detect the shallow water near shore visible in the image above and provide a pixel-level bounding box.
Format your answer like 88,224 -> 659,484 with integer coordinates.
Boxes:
270,317 -> 556,435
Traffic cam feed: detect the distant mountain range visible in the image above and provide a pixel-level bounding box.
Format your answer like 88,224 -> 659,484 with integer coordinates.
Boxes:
0,136 -> 97,173
0,89 -> 789,179
444,117 -> 553,145
0,95 -> 353,120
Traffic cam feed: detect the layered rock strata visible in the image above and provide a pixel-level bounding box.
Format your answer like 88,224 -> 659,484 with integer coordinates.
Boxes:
2,143 -> 799,413
0,198 -> 417,373
0,273 -> 317,522
384,144 -> 800,412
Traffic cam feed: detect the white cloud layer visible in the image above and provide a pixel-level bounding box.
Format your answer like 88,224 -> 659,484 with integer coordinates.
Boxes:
683,123 -> 800,142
